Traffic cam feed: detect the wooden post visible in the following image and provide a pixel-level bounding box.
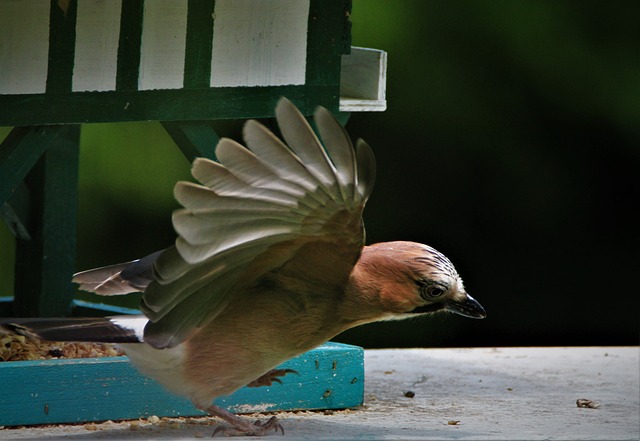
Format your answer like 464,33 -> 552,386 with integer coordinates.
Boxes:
12,125 -> 80,317
161,121 -> 219,162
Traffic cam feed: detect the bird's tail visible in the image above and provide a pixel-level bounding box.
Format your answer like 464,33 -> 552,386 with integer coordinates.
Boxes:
0,316 -> 147,343
72,250 -> 163,295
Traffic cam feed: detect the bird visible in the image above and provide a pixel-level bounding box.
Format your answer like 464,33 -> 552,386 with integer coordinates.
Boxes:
1,98 -> 486,436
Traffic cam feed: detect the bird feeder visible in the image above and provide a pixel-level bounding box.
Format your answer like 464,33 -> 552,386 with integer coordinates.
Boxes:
0,0 -> 386,426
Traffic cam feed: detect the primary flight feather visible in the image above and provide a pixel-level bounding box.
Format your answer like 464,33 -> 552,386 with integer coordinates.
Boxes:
2,98 -> 485,436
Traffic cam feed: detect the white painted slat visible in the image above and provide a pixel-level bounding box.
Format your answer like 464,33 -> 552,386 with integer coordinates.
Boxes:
0,0 -> 50,95
339,47 -> 387,112
210,0 -> 309,88
73,0 -> 122,92
138,0 -> 188,91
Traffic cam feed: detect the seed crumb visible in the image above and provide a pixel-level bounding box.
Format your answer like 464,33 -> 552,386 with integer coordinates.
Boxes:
576,398 -> 600,409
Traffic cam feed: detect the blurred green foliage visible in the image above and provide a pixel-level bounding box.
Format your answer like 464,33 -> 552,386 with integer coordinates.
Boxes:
1,0 -> 638,346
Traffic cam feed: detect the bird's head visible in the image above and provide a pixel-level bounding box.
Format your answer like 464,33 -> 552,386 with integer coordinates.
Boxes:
354,241 -> 486,322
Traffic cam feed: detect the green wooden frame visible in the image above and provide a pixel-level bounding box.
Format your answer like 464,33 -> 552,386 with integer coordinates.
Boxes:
0,0 -> 350,127
0,126 -> 80,317
0,0 -> 352,316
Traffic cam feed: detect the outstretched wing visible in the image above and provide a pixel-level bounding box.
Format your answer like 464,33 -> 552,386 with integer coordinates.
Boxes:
140,98 -> 376,348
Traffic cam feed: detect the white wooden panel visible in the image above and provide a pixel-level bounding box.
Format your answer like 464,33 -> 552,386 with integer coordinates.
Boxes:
0,0 -> 50,95
340,47 -> 387,112
73,0 -> 122,92
210,0 -> 309,87
138,0 -> 187,90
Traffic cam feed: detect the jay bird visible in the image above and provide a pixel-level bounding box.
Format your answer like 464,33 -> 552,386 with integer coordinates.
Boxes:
1,98 -> 485,436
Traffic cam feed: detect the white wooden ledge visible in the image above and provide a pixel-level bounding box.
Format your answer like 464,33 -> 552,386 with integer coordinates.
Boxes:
1,347 -> 637,440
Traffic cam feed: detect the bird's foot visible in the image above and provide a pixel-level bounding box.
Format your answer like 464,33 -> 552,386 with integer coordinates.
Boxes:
247,368 -> 298,388
212,415 -> 284,437
199,404 -> 285,437
205,369 -> 294,435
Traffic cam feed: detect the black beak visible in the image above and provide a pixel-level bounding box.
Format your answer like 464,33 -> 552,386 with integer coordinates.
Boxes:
446,294 -> 486,319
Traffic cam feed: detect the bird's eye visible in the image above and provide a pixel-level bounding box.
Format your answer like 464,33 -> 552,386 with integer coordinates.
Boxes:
422,284 -> 445,298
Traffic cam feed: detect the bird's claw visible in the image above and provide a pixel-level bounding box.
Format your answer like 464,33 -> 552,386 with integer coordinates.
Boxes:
256,416 -> 285,435
212,416 -> 284,437
247,368 -> 299,388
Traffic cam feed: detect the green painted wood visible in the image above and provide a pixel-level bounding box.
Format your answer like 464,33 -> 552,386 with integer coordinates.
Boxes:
342,1 -> 353,55
13,125 -> 80,317
161,121 -> 219,162
0,85 -> 338,127
0,127 -> 56,208
46,0 -> 77,94
1,183 -> 31,241
305,0 -> 350,89
336,111 -> 351,126
184,0 -> 215,89
116,0 -> 144,91
0,342 -> 364,426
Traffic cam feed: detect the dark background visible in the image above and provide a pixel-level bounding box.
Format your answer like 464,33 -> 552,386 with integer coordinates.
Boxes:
1,0 -> 638,348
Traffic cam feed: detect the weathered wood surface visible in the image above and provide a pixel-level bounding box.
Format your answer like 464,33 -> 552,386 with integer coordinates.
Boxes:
1,347 -> 636,440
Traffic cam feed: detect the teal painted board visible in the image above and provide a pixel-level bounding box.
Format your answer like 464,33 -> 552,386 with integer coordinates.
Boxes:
70,299 -> 144,317
0,297 -> 12,316
0,298 -> 144,318
0,343 -> 363,426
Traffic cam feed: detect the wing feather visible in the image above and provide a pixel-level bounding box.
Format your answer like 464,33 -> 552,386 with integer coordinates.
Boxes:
215,138 -> 308,197
175,232 -> 299,266
188,159 -> 331,211
242,120 -> 330,196
141,97 -> 376,348
313,106 -> 357,203
175,180 -> 300,210
356,139 -> 376,201
274,98 -> 341,196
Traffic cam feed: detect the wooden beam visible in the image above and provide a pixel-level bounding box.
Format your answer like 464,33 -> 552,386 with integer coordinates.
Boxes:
161,120 -> 219,162
13,125 -> 80,317
0,127 -> 52,208
1,183 -> 31,241
184,0 -> 215,89
0,85 -> 339,127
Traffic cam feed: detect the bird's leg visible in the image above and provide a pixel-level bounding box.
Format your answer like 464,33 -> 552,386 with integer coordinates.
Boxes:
200,370 -> 296,435
247,369 -> 298,388
199,404 -> 284,437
